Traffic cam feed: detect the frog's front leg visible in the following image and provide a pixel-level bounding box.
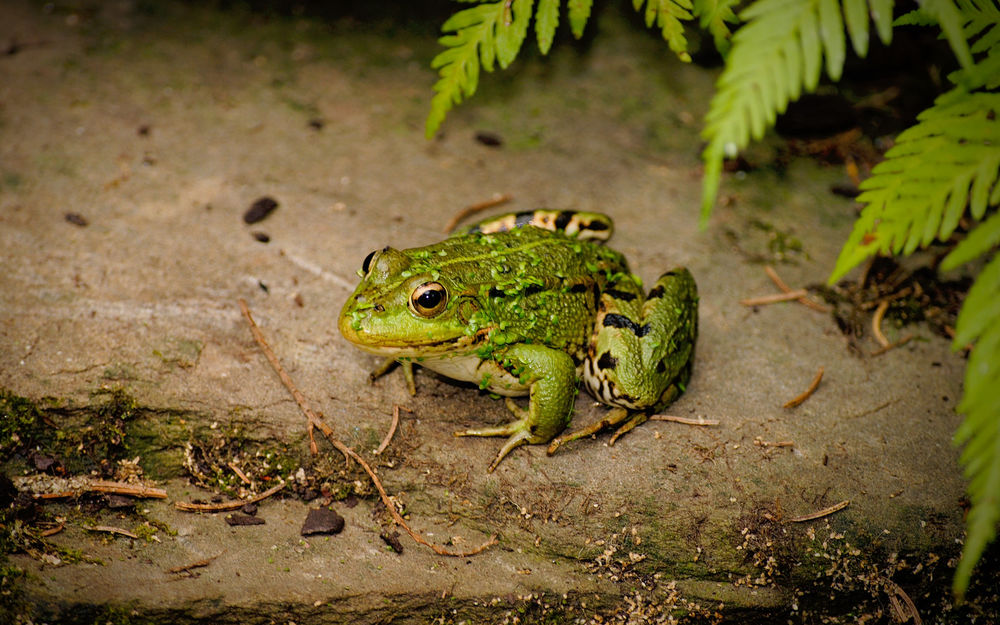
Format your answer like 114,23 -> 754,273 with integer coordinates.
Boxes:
369,357 -> 416,396
454,343 -> 577,472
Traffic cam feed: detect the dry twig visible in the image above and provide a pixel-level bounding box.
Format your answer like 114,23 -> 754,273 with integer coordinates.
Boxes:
783,367 -> 824,409
85,525 -> 139,539
174,480 -> 286,513
764,266 -> 831,312
870,334 -> 914,357
87,480 -> 168,499
443,193 -> 512,233
787,499 -> 850,523
166,552 -> 225,575
872,300 -> 892,348
238,299 -> 497,557
740,290 -> 809,307
648,415 -> 720,426
376,405 -> 408,455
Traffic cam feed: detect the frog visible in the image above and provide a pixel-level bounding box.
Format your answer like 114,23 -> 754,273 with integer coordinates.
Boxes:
338,209 -> 698,472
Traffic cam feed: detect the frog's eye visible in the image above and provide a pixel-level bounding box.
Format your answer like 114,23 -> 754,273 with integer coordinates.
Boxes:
361,249 -> 378,274
410,282 -> 448,317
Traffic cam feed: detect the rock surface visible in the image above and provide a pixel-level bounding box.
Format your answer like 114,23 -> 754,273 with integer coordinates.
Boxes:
1,1 -> 994,622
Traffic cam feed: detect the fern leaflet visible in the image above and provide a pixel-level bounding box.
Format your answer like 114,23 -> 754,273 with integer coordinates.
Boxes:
568,0 -> 594,38
536,0 -> 561,54
829,90 -> 1000,282
950,252 -> 1000,599
699,0 -> 895,223
634,0 -> 695,61
426,1 -> 534,138
694,0 -> 739,54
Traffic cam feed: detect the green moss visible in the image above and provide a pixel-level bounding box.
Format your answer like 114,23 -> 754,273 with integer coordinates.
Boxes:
0,391 -> 51,459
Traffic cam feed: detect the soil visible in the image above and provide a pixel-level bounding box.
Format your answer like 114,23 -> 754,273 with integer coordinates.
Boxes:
1,1 -> 996,623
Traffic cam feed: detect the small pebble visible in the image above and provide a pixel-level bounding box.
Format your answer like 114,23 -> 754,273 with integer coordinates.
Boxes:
243,197 -> 279,224
300,507 -> 345,536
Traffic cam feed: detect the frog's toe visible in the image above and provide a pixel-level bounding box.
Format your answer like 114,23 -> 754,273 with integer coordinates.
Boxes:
486,431 -> 532,472
608,412 -> 649,446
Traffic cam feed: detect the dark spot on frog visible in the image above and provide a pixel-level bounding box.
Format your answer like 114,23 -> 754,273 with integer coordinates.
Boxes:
243,196 -> 279,224
569,283 -> 589,294
605,288 -> 637,302
582,219 -> 609,231
656,360 -> 666,373
474,130 -> 503,147
591,283 -> 601,310
603,313 -> 651,337
647,285 -> 665,299
251,231 -> 270,243
489,286 -> 505,299
523,284 -> 544,297
64,212 -> 88,227
597,351 -> 617,370
555,211 -> 573,231
514,211 -> 535,228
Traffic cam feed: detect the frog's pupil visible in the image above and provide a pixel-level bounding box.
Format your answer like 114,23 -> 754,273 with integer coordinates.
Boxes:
418,289 -> 442,309
361,250 -> 377,274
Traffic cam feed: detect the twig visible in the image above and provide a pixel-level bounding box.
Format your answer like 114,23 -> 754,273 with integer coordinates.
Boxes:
85,525 -> 139,539
783,367 -> 824,409
885,578 -> 923,625
787,499 -> 850,523
754,439 -> 794,448
443,193 -> 512,233
376,406 -> 408,455
872,300 -> 892,348
39,522 -> 65,537
238,299 -> 497,557
870,334 -> 914,357
227,462 -> 253,485
740,290 -> 809,307
174,480 -> 286,512
87,480 -> 168,499
764,266 -> 831,313
648,415 -> 720,426
166,552 -> 225,575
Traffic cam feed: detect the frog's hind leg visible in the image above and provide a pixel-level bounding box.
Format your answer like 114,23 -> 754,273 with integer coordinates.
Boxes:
455,210 -> 614,242
552,267 -> 697,453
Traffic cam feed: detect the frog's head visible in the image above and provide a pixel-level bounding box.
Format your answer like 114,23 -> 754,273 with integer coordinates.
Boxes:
338,246 -> 482,357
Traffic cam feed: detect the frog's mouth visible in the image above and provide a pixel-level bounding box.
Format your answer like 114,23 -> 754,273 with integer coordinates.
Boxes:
343,332 -> 483,359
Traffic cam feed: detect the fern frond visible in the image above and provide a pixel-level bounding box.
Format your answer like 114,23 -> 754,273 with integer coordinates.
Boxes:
700,0 -> 894,222
950,253 -> 1000,600
567,0 -> 593,38
634,0 -> 695,61
916,0 -> 978,69
536,0 -> 561,54
693,0 -> 740,54
943,204 -> 1000,269
425,1 -> 534,138
829,90 -> 1000,282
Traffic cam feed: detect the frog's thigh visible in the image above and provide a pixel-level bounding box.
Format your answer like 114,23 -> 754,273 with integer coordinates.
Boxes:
585,268 -> 697,410
454,343 -> 577,471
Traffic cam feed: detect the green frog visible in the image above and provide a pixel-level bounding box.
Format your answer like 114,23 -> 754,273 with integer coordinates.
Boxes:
338,210 -> 698,471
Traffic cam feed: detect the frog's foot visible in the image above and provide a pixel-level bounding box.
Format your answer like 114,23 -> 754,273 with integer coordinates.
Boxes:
547,407 -> 643,455
369,358 -> 416,396
454,399 -> 535,472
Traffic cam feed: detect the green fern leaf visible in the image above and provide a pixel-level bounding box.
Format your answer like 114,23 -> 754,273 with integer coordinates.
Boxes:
634,0 -> 695,61
701,0 -> 877,222
426,1 -> 532,138
693,0 -> 740,54
943,211 -> 1000,269
536,0 -> 561,54
916,0 -> 977,69
950,253 -> 1000,600
568,0 -> 593,38
842,0 -> 871,55
829,90 -> 1000,282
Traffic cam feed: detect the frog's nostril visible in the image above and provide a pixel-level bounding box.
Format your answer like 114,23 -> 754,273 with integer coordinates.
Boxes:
374,304 -> 385,312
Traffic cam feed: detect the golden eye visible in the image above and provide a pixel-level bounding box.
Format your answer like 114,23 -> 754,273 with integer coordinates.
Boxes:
410,282 -> 448,317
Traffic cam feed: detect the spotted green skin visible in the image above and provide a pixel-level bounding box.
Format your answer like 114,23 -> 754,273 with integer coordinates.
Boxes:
338,211 -> 698,471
